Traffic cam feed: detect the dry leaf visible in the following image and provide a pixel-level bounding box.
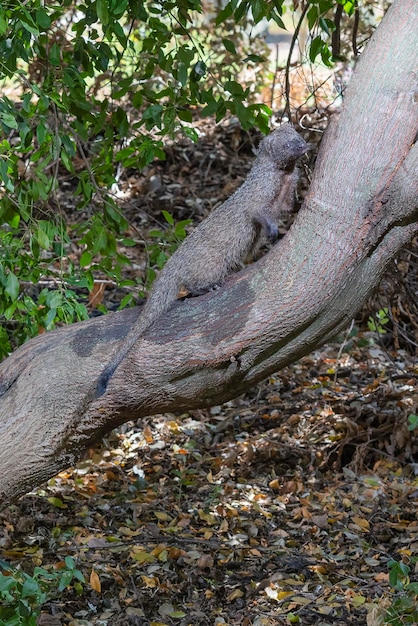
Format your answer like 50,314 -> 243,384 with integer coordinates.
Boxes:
90,568 -> 101,592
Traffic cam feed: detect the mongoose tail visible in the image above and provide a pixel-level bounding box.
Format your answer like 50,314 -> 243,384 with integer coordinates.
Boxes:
95,274 -> 182,396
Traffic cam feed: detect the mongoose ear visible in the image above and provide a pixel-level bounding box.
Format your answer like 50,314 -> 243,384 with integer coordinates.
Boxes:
259,129 -> 283,159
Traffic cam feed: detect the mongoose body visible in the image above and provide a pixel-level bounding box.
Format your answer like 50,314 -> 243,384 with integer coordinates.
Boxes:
96,124 -> 308,396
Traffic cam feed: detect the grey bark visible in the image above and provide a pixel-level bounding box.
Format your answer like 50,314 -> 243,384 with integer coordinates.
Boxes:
0,0 -> 417,508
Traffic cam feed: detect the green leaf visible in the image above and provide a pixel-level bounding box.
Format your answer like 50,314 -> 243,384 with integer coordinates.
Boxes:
49,42 -> 61,66
201,99 -> 220,117
224,80 -> 244,96
18,8 -> 39,35
112,20 -> 127,46
35,226 -> 51,250
47,496 -> 66,508
0,159 -> 14,192
73,569 -> 85,583
162,210 -> 174,225
244,53 -> 266,63
35,8 -> 51,30
0,112 -> 18,130
120,293 -> 134,309
104,201 -> 123,225
215,2 -> 233,24
177,45 -> 194,65
270,11 -> 285,29
162,107 -> 176,132
5,272 -> 19,301
223,38 -> 237,54
307,5 -> 319,30
45,309 -> 57,328
342,0 -> 356,15
177,108 -> 192,123
0,10 -> 8,36
182,126 -> 199,142
96,0 -> 109,25
4,301 -> 17,320
132,91 -> 143,108
58,570 -> 73,591
406,581 -> 418,594
36,122 -> 48,145
80,251 -> 92,267
235,1 -> 248,22
177,62 -> 188,87
0,572 -> 16,591
319,16 -> 331,36
408,414 -> 418,431
318,0 -> 334,12
233,99 -> 252,129
143,104 -> 163,127
251,0 -> 266,23
21,577 -> 41,598
309,36 -> 324,63
65,556 -> 76,570
60,148 -> 73,173
21,92 -> 32,113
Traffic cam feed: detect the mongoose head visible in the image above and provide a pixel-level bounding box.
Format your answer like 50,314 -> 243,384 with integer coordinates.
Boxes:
261,124 -> 309,169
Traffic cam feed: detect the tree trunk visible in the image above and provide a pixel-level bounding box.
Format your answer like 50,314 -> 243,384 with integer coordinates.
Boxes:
0,0 -> 417,508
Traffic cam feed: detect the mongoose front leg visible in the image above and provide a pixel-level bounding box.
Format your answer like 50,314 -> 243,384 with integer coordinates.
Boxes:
256,215 -> 279,243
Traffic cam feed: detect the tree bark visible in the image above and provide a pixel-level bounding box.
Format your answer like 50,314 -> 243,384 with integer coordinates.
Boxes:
0,0 -> 417,508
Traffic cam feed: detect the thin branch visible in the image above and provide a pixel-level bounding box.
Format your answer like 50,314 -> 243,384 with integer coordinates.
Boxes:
352,2 -> 360,56
285,1 -> 310,119
332,3 -> 343,57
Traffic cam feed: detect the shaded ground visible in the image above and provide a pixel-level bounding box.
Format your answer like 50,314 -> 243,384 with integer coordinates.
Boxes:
1,337 -> 417,625
0,121 -> 417,626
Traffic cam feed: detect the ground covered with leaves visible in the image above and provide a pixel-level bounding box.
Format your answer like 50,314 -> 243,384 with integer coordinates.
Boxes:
1,122 -> 417,626
1,337 -> 417,626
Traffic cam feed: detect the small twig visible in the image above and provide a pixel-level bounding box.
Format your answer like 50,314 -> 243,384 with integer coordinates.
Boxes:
332,3 -> 343,57
284,1 -> 310,119
270,43 -> 281,110
352,2 -> 360,56
334,319 -> 355,383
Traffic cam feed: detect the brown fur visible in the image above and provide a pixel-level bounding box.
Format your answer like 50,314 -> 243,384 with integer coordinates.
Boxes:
96,124 -> 308,396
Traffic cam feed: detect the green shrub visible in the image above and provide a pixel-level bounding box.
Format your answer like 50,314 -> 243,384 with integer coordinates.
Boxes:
383,558 -> 418,625
0,0 -> 381,355
0,556 -> 85,625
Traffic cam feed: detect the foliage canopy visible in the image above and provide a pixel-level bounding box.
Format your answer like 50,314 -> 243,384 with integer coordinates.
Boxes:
0,0 -> 386,356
